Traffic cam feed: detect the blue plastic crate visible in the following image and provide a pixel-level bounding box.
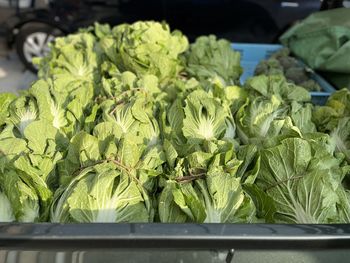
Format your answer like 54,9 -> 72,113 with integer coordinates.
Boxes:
231,43 -> 335,105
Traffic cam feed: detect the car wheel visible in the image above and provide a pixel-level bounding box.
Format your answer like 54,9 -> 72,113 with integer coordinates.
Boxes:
16,23 -> 63,72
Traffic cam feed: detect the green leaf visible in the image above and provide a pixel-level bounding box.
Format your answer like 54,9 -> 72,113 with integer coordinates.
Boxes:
24,120 -> 58,155
118,135 -> 142,168
0,138 -> 28,169
172,183 -> 206,222
0,191 -> 15,222
185,35 -> 242,85
59,132 -> 101,181
243,184 -> 276,222
101,21 -> 188,84
8,95 -> 38,136
257,137 -> 346,223
329,117 -> 350,163
290,101 -> 316,134
51,163 -> 150,222
2,170 -> 40,222
163,139 -> 178,169
246,75 -> 311,103
182,90 -> 227,142
158,181 -> 187,223
236,95 -> 286,144
336,189 -> 350,223
0,93 -> 16,126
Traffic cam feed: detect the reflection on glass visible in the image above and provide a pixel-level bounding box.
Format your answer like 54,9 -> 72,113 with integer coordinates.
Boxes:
1,249 -> 350,263
0,249 -> 232,263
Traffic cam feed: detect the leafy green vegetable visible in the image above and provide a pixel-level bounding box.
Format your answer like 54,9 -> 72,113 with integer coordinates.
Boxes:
255,137 -> 350,223
51,162 -> 151,223
235,75 -> 316,145
52,105 -> 165,222
182,90 -> 230,142
313,89 -> 350,163
0,129 -> 53,222
254,48 -> 321,92
329,117 -> 350,163
0,93 -> 16,127
244,75 -> 311,103
313,89 -> 350,132
159,140 -> 256,223
0,20 -> 348,224
0,170 -> 40,222
160,89 -> 238,157
34,32 -> 102,90
99,21 -> 188,85
0,120 -> 61,221
0,191 -> 15,222
184,35 -> 242,87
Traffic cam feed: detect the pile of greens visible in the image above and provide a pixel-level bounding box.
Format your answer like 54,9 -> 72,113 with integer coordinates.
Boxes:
1,21 -> 349,223
254,48 -> 322,92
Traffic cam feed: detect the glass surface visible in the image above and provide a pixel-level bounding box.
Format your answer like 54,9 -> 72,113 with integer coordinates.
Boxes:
0,250 -> 230,263
1,249 -> 350,263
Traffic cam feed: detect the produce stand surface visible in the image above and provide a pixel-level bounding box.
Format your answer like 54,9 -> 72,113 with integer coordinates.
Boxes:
1,223 -> 350,250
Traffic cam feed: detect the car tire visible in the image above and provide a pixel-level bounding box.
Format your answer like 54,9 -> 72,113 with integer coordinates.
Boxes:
16,23 -> 63,73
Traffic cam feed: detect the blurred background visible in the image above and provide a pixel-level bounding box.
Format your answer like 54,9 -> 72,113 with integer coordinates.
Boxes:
0,0 -> 348,93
